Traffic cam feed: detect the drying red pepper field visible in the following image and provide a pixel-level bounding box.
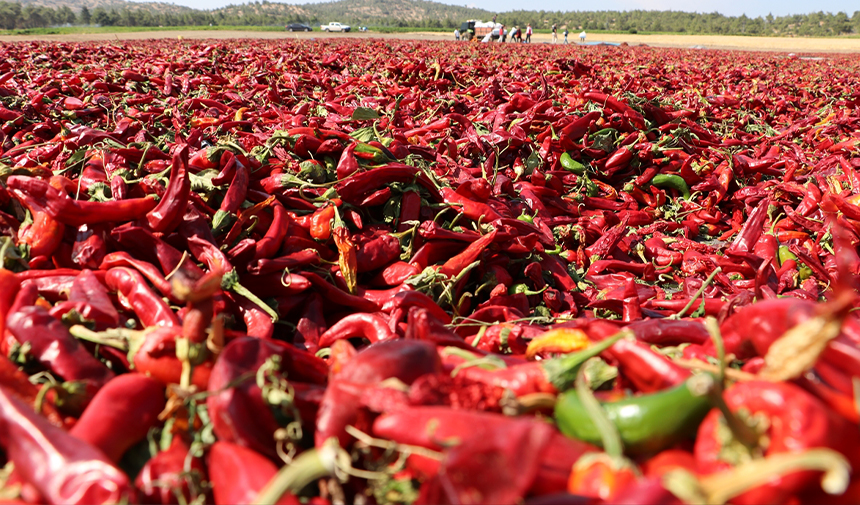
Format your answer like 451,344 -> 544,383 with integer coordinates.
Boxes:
1,38 -> 860,504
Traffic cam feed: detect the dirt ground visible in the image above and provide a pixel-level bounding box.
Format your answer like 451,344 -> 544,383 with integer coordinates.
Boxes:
1,29 -> 858,54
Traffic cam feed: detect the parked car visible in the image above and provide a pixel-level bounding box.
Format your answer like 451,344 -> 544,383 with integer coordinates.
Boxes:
286,23 -> 313,32
321,22 -> 351,32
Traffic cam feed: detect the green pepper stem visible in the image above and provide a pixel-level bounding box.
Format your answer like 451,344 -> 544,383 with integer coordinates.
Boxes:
544,331 -> 628,391
253,440 -> 340,505
69,325 -> 148,367
669,267 -> 722,320
575,366 -> 623,458
222,269 -> 279,322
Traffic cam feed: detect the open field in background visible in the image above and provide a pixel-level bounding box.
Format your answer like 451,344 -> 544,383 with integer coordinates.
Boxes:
1,29 -> 859,53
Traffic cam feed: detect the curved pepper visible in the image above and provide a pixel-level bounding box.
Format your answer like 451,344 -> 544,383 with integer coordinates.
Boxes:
317,313 -> 395,348
69,373 -> 165,462
555,376 -> 712,456
208,337 -> 328,459
0,386 -> 135,504
6,175 -> 157,227
694,380 -> 860,505
146,144 -> 190,233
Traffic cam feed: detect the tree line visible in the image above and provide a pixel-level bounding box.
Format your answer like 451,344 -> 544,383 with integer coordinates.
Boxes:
0,0 -> 858,37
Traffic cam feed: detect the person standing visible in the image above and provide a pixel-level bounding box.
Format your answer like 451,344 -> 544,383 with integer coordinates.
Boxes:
454,28 -> 460,41
551,23 -> 557,43
525,23 -> 532,43
563,27 -> 569,43
579,30 -> 586,42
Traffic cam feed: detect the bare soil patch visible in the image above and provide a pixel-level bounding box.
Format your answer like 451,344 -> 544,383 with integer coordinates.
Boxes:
1,29 -> 857,54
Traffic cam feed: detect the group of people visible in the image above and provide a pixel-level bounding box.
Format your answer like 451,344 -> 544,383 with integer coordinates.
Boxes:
501,24 -> 532,43
456,20 -> 585,44
551,24 -> 587,43
455,23 -> 533,43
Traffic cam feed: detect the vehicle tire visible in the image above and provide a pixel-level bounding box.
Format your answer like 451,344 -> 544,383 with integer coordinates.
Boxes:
325,28 -> 329,32
288,28 -> 294,32
345,28 -> 350,32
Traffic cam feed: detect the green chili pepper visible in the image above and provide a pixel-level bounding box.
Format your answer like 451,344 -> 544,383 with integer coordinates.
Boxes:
777,245 -> 812,279
777,245 -> 797,266
554,375 -> 713,456
560,152 -> 586,175
650,174 -> 691,200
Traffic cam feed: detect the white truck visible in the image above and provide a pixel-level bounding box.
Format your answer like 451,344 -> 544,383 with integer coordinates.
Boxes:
321,22 -> 351,32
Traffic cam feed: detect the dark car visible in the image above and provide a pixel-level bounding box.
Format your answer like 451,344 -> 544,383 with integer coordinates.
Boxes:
286,23 -> 313,32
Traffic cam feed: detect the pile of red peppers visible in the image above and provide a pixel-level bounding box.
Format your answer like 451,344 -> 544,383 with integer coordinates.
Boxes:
1,38 -> 860,504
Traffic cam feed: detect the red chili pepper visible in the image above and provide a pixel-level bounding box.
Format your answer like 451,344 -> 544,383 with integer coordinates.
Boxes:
317,313 -> 395,348
440,186 -> 502,222
49,269 -> 120,330
309,204 -> 336,241
374,406 -> 597,498
99,252 -> 176,299
253,201 -> 289,261
695,380 -> 860,504
317,339 -> 441,447
0,354 -> 65,427
105,267 -> 180,327
6,175 -> 157,227
136,437 -> 207,505
0,386 -> 135,504
146,144 -> 191,233
7,305 -> 115,389
604,337 -> 691,393
208,441 -> 300,505
69,373 -> 165,462
438,227 -> 498,277
10,188 -> 65,258
208,336 -> 327,459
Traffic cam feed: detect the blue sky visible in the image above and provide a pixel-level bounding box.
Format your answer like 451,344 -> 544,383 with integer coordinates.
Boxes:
154,0 -> 859,18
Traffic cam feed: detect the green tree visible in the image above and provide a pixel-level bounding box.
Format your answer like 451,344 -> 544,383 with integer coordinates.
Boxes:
0,2 -> 23,30
79,6 -> 91,25
58,5 -> 75,25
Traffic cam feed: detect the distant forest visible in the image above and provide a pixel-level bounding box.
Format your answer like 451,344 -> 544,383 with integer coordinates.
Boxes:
1,0 -> 859,37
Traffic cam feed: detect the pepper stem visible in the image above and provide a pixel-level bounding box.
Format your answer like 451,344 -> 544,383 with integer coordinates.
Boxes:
222,269 -> 279,322
253,438 -> 341,505
679,448 -> 849,504
707,378 -> 762,451
760,292 -> 852,381
543,330 -> 629,391
575,366 -> 623,457
669,267 -> 721,320
69,325 -> 148,367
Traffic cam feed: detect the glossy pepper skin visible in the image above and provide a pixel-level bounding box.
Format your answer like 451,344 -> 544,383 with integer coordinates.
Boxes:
207,441 -> 300,505
7,305 -> 115,388
0,386 -> 136,504
208,336 -> 328,459
695,380 -> 860,505
69,373 -> 166,462
555,377 -> 712,456
316,339 -> 442,448
146,144 -> 190,233
374,406 -> 597,497
5,175 -> 157,227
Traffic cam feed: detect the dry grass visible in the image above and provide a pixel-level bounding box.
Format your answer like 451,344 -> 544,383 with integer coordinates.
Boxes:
1,29 -> 858,53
